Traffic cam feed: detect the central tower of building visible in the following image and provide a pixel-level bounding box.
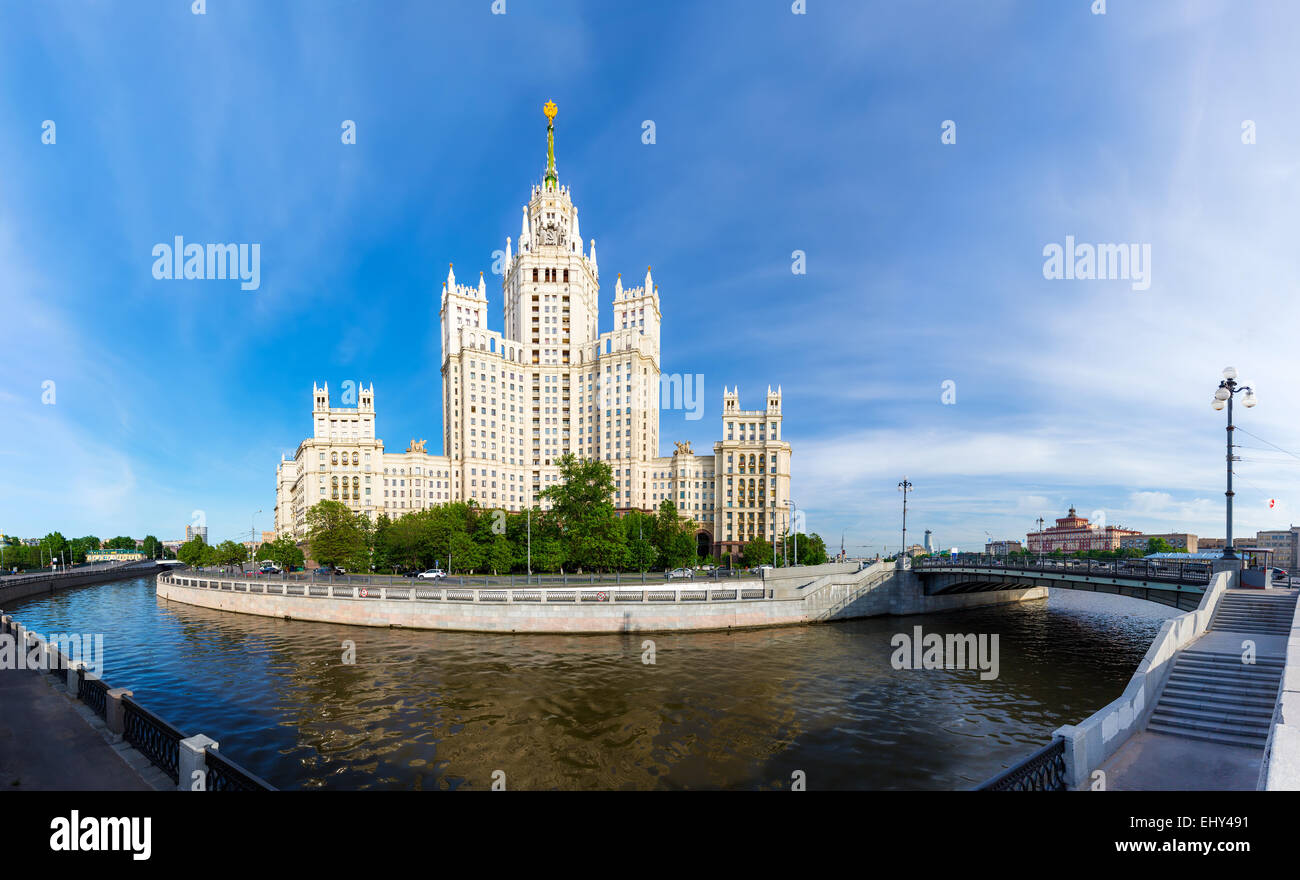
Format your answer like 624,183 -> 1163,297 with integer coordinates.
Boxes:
439,102 -> 662,512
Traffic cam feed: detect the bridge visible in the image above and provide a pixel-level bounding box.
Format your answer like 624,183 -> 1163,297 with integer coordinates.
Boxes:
948,557 -> 1300,792
914,556 -> 1212,611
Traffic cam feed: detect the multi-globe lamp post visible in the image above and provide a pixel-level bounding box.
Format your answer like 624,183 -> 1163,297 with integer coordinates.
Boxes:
1212,367 -> 1256,561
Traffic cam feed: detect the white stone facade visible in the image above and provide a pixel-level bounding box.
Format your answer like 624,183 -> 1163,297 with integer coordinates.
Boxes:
273,107 -> 793,558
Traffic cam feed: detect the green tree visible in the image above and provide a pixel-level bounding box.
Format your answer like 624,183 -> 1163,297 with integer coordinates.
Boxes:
448,530 -> 482,574
486,533 -> 513,575
262,536 -> 305,571
214,539 -> 248,567
141,535 -> 161,559
306,500 -> 371,570
105,535 -> 136,551
622,510 -> 657,571
1146,537 -> 1174,554
652,499 -> 695,570
177,536 -> 207,566
743,537 -> 773,568
540,454 -> 625,571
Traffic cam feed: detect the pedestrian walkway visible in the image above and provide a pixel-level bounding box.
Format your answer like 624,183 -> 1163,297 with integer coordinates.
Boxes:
0,668 -> 154,790
1096,588 -> 1297,790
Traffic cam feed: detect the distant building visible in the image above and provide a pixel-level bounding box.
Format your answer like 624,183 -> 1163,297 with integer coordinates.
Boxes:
87,549 -> 144,563
985,539 -> 1023,555
1027,508 -> 1140,554
1254,527 -> 1300,571
1119,533 -> 1199,553
185,524 -> 208,543
904,544 -> 928,557
261,530 -> 277,544
923,530 -> 935,553
1199,537 -> 1226,551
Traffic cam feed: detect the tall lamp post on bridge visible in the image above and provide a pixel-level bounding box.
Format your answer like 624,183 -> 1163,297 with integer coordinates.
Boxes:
1212,367 -> 1256,561
898,478 -> 913,560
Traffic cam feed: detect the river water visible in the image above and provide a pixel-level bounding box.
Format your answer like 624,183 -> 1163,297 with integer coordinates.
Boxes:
4,576 -> 1177,790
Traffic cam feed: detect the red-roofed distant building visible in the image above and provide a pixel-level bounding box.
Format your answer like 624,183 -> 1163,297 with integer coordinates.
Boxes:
1027,508 -> 1140,553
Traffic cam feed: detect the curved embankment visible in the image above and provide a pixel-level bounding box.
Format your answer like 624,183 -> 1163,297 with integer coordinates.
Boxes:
156,562 -> 1047,634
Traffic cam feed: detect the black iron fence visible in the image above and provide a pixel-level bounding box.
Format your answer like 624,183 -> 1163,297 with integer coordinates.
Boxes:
916,555 -> 1211,585
976,738 -> 1069,791
0,612 -> 273,791
204,747 -> 276,792
188,565 -> 770,588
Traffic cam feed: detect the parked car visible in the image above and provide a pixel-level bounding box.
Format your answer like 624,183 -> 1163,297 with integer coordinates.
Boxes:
667,567 -> 694,579
1272,568 -> 1288,580
417,568 -> 447,580
258,561 -> 282,575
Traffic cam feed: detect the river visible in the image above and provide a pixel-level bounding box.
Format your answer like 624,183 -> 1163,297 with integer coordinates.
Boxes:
3,575 -> 1177,790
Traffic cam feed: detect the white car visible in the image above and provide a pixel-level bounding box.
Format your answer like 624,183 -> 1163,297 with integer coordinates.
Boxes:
417,569 -> 447,580
667,567 -> 694,579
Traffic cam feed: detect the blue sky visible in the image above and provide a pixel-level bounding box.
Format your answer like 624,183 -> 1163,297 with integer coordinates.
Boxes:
3,0 -> 1299,551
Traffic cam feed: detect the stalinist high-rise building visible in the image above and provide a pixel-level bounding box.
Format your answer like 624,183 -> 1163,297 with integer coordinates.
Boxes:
275,103 -> 793,561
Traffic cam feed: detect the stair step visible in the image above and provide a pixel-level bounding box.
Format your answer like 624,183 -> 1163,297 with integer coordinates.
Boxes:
1148,712 -> 1270,736
1176,655 -> 1284,668
1156,695 -> 1276,717
1151,704 -> 1272,726
1146,721 -> 1268,748
1166,670 -> 1280,688
1161,684 -> 1279,705
1177,656 -> 1285,669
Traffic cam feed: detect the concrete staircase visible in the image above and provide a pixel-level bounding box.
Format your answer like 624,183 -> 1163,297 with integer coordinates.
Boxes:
1147,651 -> 1284,747
1146,588 -> 1297,747
1208,590 -> 1297,635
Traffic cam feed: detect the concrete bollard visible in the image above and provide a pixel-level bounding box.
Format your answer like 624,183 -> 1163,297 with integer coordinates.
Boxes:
105,688 -> 133,740
67,661 -> 84,696
178,734 -> 219,791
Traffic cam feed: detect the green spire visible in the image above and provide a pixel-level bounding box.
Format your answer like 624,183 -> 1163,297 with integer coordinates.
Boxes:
543,100 -> 558,188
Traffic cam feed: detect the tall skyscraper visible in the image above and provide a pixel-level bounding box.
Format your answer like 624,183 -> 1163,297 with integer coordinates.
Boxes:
275,103 -> 793,559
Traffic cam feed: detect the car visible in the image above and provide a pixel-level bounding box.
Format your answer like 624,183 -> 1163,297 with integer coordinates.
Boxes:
258,561 -> 282,575
749,564 -> 774,574
416,569 -> 447,580
314,565 -> 346,576
1272,568 -> 1288,580
667,567 -> 694,579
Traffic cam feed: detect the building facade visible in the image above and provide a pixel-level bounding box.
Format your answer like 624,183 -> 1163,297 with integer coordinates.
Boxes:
1253,527 -> 1300,570
1119,532 -> 1199,553
985,539 -> 1023,555
273,104 -> 793,559
1026,508 -> 1140,553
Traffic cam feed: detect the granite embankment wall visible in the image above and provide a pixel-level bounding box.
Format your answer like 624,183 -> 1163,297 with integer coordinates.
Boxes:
157,560 -> 1047,634
0,562 -> 162,605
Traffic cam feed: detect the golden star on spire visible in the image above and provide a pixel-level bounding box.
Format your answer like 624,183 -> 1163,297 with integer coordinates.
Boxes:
543,100 -> 558,121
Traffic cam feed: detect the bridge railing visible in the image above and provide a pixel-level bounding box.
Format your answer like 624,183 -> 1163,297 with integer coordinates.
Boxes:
914,555 -> 1211,585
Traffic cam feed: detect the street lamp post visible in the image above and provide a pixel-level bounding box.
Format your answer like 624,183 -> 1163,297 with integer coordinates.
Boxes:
1035,516 -> 1045,566
898,478 -> 913,560
251,510 -> 262,568
785,500 -> 798,566
1212,367 -> 1256,560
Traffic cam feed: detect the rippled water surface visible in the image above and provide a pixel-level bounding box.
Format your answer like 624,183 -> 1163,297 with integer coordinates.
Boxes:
5,576 -> 1177,790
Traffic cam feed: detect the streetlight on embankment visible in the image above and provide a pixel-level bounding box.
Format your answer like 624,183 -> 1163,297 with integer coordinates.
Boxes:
1212,366 -> 1256,561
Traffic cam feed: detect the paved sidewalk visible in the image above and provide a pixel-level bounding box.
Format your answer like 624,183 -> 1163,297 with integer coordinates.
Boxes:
0,669 -> 153,791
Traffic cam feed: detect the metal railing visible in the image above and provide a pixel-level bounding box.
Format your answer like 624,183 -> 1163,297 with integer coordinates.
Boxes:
79,676 -> 109,718
164,572 -> 773,604
123,696 -> 184,784
976,738 -> 1068,791
915,555 -> 1211,585
204,747 -> 276,792
0,559 -> 156,588
0,612 -> 273,791
187,565 -> 767,588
